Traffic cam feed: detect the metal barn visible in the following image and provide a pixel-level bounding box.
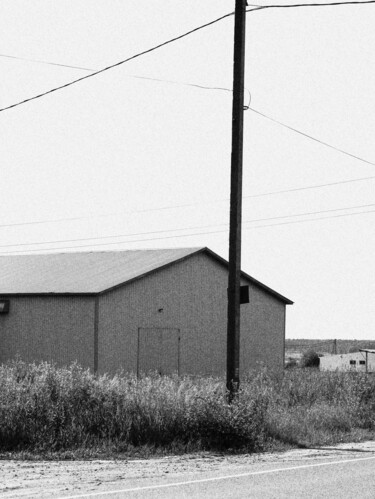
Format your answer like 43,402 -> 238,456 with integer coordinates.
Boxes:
0,247 -> 292,376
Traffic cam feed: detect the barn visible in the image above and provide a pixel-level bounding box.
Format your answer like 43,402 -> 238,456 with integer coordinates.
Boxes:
0,247 -> 292,376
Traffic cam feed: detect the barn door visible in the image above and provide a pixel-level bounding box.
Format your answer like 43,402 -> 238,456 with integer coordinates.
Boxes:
138,328 -> 180,376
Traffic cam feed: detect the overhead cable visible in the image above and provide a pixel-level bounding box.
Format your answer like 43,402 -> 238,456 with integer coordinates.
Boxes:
247,0 -> 375,13
0,53 -> 233,93
0,54 -> 234,95
250,108 -> 375,167
1,207 -> 375,255
1,171 -> 375,230
245,174 -> 375,197
1,202 -> 374,251
0,12 -> 234,114
0,53 -> 95,72
2,48 -> 374,167
2,0 -> 375,113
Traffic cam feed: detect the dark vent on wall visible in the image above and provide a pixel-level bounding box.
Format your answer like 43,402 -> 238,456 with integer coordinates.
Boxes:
240,286 -> 249,304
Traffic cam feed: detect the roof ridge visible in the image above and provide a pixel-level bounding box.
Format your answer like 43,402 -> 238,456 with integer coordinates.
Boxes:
0,247 -> 204,257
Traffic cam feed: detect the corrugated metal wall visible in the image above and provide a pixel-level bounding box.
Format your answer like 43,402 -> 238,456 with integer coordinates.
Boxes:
138,328 -> 180,375
98,253 -> 286,376
0,296 -> 95,369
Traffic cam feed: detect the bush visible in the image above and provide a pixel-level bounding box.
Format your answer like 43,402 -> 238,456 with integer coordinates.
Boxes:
285,358 -> 298,369
300,350 -> 320,368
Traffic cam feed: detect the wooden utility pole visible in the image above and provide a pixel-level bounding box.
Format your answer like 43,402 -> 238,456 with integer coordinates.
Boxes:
227,0 -> 247,400
333,339 -> 337,355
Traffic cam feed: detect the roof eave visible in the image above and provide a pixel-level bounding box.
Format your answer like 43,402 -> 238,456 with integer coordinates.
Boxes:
98,246 -> 293,304
97,248 -> 205,295
0,292 -> 98,297
198,247 -> 294,305
0,247 -> 293,304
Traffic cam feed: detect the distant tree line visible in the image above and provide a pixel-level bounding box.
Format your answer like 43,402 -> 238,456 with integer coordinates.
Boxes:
285,339 -> 375,355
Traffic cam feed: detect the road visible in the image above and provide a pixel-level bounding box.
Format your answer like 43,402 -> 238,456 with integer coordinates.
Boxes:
1,441 -> 375,498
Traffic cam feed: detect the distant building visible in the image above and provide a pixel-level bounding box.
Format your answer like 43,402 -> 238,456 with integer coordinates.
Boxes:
320,350 -> 375,372
0,247 -> 293,376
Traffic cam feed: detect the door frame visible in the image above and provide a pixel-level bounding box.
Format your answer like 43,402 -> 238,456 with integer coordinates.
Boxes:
137,327 -> 181,377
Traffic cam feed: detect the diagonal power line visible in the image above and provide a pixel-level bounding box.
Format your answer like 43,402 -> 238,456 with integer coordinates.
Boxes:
250,108 -> 375,167
1,0 -> 375,113
0,11 -> 235,114
2,54 -> 375,168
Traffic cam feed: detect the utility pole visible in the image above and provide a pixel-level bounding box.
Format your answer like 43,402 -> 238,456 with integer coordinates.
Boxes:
227,0 -> 247,401
333,339 -> 337,355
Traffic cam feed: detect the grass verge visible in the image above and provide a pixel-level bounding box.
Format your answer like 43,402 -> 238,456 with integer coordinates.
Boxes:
0,360 -> 374,457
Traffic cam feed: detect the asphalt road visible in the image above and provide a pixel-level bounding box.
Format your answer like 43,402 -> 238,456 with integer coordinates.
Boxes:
58,454 -> 375,499
2,442 -> 375,498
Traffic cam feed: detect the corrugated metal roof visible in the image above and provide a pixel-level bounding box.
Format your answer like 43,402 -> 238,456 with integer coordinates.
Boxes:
0,247 -> 293,303
0,248 -> 202,294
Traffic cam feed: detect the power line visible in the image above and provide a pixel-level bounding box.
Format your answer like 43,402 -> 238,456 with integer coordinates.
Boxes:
247,0 -> 375,13
250,108 -> 375,167
1,202 -> 374,252
1,171 -> 375,230
0,3 -> 374,234
1,1 -> 375,114
0,53 -> 233,93
4,48 -> 375,167
2,206 -> 375,255
0,202 -> 202,229
251,206 -> 375,228
244,202 -> 375,222
245,174 -> 375,197
0,53 -> 95,72
2,51 -> 375,166
0,11 -> 235,114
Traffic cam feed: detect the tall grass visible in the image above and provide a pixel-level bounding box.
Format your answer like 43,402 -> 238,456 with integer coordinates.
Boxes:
262,368 -> 375,446
0,360 -> 374,453
0,360 -> 267,453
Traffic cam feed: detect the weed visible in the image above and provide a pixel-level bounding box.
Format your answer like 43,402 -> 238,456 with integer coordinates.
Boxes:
0,360 -> 374,454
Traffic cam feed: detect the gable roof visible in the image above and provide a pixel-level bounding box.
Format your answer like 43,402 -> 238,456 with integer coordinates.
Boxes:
0,247 -> 293,304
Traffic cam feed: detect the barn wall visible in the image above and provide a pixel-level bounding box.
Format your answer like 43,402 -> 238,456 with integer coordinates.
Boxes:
241,285 -> 286,373
98,253 -> 286,376
0,296 -> 95,369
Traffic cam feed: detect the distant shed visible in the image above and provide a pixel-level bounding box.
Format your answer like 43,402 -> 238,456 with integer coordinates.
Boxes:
320,350 -> 375,373
0,247 -> 292,376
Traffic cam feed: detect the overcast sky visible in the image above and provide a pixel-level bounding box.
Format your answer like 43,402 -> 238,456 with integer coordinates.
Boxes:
1,1 -> 375,340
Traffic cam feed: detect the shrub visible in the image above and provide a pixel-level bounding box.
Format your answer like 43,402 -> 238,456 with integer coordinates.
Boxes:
300,350 -> 320,368
285,358 -> 298,369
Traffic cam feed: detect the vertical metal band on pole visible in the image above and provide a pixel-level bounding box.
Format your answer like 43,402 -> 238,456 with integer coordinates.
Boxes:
227,0 -> 247,400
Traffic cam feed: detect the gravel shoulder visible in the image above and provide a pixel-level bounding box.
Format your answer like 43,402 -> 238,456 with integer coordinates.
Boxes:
1,441 -> 375,498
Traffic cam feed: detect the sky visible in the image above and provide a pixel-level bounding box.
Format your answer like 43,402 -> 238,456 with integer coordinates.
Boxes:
1,1 -> 375,340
